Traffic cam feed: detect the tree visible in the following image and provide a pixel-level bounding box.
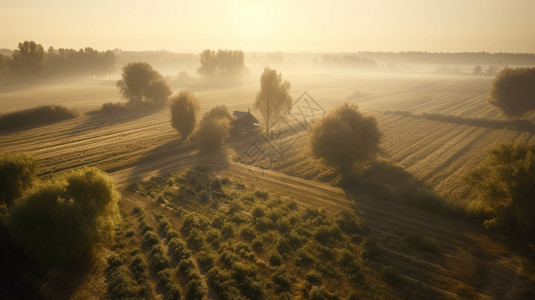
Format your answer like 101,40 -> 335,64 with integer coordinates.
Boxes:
8,167 -> 121,265
197,49 -> 245,79
0,153 -> 37,207
253,67 -> 292,133
10,41 -> 45,78
170,91 -> 200,140
310,103 -> 382,185
473,65 -> 483,75
116,62 -> 171,105
489,67 -> 535,117
196,106 -> 234,153
465,143 -> 535,237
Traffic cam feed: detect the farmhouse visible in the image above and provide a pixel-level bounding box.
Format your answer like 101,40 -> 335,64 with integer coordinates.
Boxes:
232,108 -> 260,136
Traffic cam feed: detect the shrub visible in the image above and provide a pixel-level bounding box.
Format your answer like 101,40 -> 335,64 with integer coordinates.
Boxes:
207,268 -> 242,300
313,225 -> 342,245
251,205 -> 266,218
198,250 -> 216,271
221,223 -> 235,239
0,152 -> 37,207
251,239 -> 264,252
186,278 -> 207,300
239,224 -> 256,242
196,105 -> 233,153
8,167 -> 121,265
490,67 -> 535,117
381,266 -> 401,284
150,251 -> 171,271
335,210 -> 360,234
187,228 -> 205,251
0,105 -> 77,130
269,252 -> 283,266
254,190 -> 269,200
272,266 -> 291,291
295,248 -> 315,267
168,238 -> 190,261
130,254 -> 148,282
310,286 -> 338,300
305,270 -> 322,286
178,258 -> 195,274
105,264 -> 137,299
143,231 -> 160,247
170,91 -> 200,140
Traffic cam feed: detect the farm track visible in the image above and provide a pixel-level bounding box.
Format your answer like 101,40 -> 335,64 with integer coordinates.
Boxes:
2,74 -> 535,298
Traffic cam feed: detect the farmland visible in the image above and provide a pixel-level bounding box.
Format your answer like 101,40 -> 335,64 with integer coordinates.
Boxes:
1,72 -> 535,299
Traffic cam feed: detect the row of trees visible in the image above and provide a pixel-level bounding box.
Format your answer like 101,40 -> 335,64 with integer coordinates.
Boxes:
197,49 -> 245,79
0,41 -> 116,80
0,153 -> 121,265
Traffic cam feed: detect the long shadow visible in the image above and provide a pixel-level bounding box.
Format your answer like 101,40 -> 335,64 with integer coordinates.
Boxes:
341,160 -> 535,299
69,102 -> 165,135
383,110 -> 535,134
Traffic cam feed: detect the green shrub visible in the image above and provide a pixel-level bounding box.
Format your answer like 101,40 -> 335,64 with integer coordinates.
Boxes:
490,67 -> 535,117
335,210 -> 360,234
207,268 -> 242,300
0,152 -> 37,207
8,167 -> 121,265
220,251 -> 238,268
295,248 -> 315,267
276,238 -> 292,256
143,231 -> 160,247
251,205 -> 266,218
168,238 -> 190,261
272,266 -> 291,291
313,225 -> 342,245
187,229 -> 205,251
310,286 -> 338,300
150,251 -> 170,271
186,278 -> 207,300
198,251 -> 216,271
165,284 -> 182,300
166,229 -> 179,241
251,239 -> 264,252
130,254 -> 148,282
254,190 -> 269,200
239,224 -> 256,242
269,252 -> 283,266
178,258 -> 195,274
105,264 -> 137,299
221,223 -> 235,239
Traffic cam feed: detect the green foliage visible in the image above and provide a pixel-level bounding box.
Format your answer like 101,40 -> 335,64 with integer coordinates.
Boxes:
196,105 -> 233,153
0,153 -> 37,207
116,62 -> 170,105
8,167 -> 120,265
269,252 -> 283,266
306,270 -> 322,286
254,67 -> 292,133
168,237 -> 191,261
272,266 -> 291,291
310,103 -> 382,185
170,91 -> 200,140
143,231 -> 159,247
490,67 -> 535,117
310,286 -> 339,300
207,268 -> 243,300
0,105 -> 78,130
239,224 -> 257,242
465,143 -> 535,236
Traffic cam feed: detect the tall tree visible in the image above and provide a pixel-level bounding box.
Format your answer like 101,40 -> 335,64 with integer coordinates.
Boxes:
253,67 -> 292,133
170,91 -> 200,140
116,62 -> 170,105
10,41 -> 45,78
310,103 -> 382,186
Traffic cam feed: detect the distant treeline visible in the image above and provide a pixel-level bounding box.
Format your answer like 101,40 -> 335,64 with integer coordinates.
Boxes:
0,41 -> 116,80
322,55 -> 377,69
358,51 -> 535,66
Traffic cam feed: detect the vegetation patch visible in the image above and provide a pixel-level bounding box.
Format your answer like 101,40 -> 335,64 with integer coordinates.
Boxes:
0,105 -> 77,130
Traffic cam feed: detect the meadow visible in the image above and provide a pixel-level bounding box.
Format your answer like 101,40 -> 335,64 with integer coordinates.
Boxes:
1,71 -> 535,299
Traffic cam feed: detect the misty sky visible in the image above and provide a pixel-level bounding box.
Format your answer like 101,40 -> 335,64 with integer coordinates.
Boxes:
1,0 -> 534,53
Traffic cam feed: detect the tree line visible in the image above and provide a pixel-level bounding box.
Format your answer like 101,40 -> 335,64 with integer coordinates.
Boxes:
0,41 -> 116,80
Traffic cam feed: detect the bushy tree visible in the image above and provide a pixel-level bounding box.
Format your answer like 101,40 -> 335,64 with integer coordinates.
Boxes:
489,67 -> 535,117
0,153 -> 37,207
116,62 -> 171,105
8,167 -> 121,265
170,91 -> 200,140
197,106 -> 234,153
465,143 -> 535,237
197,49 -> 245,79
310,103 -> 382,185
254,67 -> 292,133
10,41 -> 45,78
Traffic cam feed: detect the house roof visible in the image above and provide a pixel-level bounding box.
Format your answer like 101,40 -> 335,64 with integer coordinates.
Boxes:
233,111 -> 259,124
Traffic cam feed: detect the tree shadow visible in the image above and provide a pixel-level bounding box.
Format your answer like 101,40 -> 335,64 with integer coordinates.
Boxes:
69,102 -> 166,135
383,110 -> 535,134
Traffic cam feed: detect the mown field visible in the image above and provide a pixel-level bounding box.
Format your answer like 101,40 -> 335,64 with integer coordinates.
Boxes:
1,72 -> 535,299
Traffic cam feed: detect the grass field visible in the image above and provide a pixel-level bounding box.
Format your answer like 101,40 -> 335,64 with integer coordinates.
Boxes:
1,72 -> 535,299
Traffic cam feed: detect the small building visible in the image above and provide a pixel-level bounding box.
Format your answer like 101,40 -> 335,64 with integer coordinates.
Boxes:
232,108 -> 260,136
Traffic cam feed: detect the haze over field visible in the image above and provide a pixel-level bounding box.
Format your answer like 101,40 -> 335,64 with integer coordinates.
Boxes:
2,1 -> 535,300
1,0 -> 535,53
